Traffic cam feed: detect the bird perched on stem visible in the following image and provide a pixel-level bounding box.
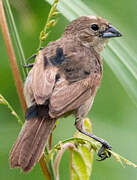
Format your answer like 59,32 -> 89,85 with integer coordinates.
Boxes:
9,16 -> 122,172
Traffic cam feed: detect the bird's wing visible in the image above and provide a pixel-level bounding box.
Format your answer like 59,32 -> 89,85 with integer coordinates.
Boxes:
49,73 -> 101,118
30,51 -> 58,104
30,45 -> 101,113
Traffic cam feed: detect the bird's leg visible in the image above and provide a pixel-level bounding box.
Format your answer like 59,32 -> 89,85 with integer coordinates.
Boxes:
75,117 -> 112,161
23,47 -> 45,68
26,47 -> 44,62
26,54 -> 37,62
23,63 -> 34,68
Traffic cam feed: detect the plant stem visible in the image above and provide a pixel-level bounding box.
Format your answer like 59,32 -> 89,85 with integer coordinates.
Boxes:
49,158 -> 56,180
0,94 -> 23,125
38,0 -> 59,51
55,137 -> 98,150
45,146 -> 56,180
48,133 -> 53,151
0,0 -> 26,112
39,154 -> 52,180
4,0 -> 28,80
54,143 -> 75,180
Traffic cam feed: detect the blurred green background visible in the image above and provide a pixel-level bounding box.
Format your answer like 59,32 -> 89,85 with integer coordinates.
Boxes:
0,0 -> 137,179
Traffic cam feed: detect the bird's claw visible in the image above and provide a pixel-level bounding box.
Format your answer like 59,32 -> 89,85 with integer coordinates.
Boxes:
97,142 -> 112,161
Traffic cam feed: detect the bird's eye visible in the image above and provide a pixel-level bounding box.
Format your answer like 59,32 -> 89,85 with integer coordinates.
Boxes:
91,24 -> 99,31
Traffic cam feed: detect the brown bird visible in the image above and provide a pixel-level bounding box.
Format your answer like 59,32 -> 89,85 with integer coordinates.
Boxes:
9,16 -> 122,172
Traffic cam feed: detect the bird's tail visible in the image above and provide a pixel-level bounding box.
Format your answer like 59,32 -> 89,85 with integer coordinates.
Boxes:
9,104 -> 56,172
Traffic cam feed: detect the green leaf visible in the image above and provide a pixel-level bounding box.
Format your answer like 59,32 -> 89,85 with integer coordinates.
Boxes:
4,0 -> 28,79
70,118 -> 94,180
45,0 -> 137,107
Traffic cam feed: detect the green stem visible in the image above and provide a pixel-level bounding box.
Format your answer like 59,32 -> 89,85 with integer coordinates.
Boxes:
54,137 -> 98,152
51,137 -> 137,168
45,146 -> 56,180
49,158 -> 56,180
0,94 -> 23,125
4,0 -> 28,80
38,0 -> 59,51
39,155 -> 52,180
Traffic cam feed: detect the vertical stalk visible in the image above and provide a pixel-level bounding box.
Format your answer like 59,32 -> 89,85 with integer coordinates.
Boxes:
39,154 -> 52,180
45,147 -> 56,180
4,0 -> 28,79
0,0 -> 26,112
49,133 -> 53,151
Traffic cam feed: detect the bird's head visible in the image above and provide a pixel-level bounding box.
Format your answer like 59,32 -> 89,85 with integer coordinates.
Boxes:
63,16 -> 122,52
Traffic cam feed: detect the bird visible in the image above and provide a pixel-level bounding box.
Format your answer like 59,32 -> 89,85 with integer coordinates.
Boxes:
9,16 -> 122,172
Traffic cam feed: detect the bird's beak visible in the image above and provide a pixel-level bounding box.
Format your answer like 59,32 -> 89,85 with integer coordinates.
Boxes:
101,25 -> 122,38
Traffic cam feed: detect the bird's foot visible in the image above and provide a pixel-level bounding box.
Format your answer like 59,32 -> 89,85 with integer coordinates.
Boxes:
97,142 -> 112,161
74,118 -> 112,161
